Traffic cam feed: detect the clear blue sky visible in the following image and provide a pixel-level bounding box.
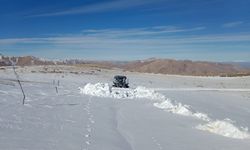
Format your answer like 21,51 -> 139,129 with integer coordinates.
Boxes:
0,0 -> 250,61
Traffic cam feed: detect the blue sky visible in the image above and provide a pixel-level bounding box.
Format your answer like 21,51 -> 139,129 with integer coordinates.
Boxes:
0,0 -> 250,61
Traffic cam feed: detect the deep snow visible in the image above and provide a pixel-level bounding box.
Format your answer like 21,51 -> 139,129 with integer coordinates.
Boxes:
1,66 -> 250,150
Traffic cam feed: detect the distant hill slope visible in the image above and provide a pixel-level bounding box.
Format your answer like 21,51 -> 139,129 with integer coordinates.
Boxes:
0,55 -> 58,66
0,55 -> 249,76
227,62 -> 250,69
121,59 -> 249,76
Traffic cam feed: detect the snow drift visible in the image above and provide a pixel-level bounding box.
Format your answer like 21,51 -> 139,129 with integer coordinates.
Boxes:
79,83 -> 250,139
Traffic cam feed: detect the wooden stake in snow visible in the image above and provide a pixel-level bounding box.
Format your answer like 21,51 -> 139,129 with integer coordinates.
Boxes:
53,79 -> 59,94
55,86 -> 58,93
9,57 -> 26,105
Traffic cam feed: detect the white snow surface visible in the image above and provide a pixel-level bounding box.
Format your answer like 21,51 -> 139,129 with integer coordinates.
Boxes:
80,82 -> 250,139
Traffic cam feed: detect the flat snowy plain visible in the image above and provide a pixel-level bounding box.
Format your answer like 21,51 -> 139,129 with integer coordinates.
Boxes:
0,66 -> 250,150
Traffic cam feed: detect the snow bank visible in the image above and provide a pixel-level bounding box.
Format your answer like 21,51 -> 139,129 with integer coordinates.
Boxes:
196,120 -> 250,139
79,83 -> 250,139
154,101 -> 210,121
79,83 -> 164,100
80,83 -> 112,97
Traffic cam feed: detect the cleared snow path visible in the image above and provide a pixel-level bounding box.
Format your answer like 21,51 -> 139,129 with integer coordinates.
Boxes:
80,83 -> 250,139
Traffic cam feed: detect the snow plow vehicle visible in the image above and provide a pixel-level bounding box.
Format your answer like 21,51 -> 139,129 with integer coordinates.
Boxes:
112,75 -> 129,88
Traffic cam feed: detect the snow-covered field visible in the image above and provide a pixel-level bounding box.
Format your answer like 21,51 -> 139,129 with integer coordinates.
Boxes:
0,66 -> 250,150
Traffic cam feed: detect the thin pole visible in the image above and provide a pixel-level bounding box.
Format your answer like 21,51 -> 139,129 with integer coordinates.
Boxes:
9,57 -> 25,105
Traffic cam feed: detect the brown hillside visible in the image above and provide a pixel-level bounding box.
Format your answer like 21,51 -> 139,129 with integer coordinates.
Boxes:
122,59 -> 245,76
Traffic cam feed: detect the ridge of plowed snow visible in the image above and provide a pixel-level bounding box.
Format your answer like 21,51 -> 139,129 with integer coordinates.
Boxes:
79,83 -> 250,139
153,101 -> 210,121
79,83 -> 165,100
196,120 -> 250,139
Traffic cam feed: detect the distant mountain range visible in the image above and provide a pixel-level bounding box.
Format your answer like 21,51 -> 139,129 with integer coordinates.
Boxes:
0,55 -> 249,76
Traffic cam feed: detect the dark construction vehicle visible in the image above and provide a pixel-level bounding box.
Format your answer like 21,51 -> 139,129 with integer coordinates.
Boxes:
112,75 -> 129,88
